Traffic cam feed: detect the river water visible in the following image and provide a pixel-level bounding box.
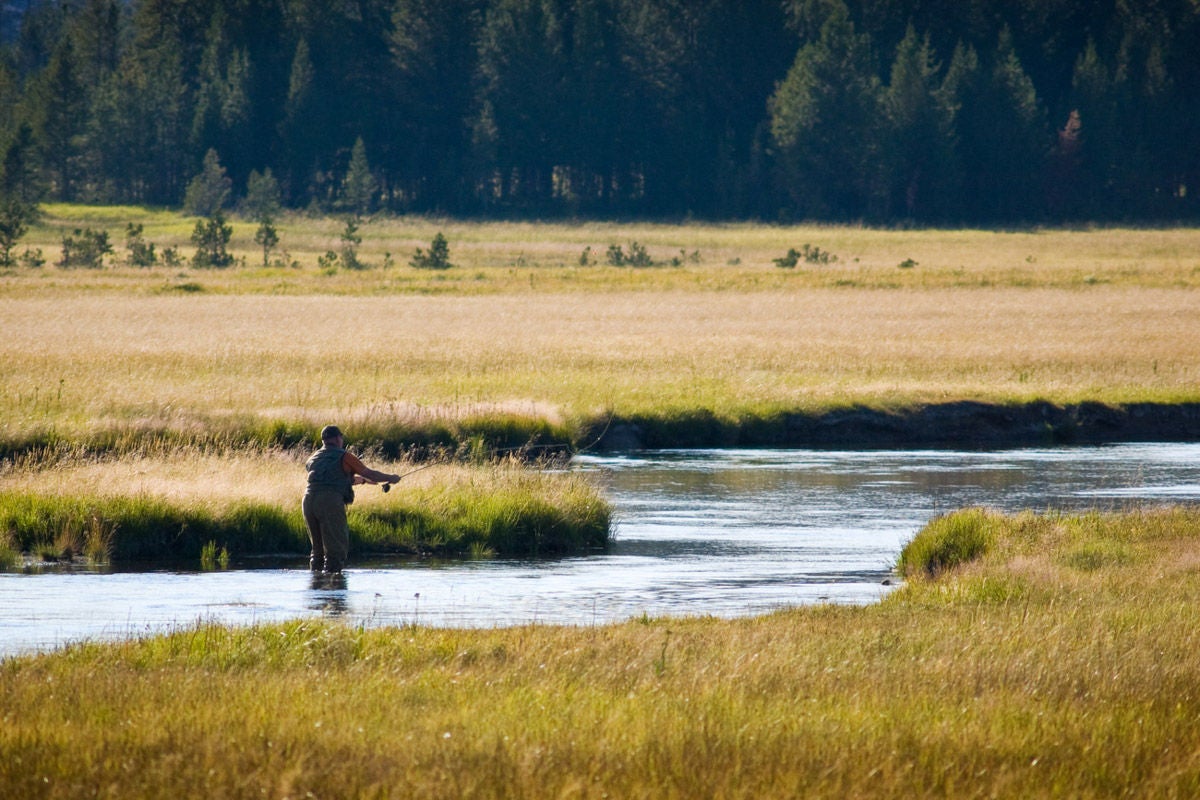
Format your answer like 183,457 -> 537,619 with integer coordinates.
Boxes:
2,443 -> 1198,658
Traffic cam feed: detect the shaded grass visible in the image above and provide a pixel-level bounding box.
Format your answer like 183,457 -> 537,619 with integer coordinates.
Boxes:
3,506 -> 1200,797
0,409 -> 575,464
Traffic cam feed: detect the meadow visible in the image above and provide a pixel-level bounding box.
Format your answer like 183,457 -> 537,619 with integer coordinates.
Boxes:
4,205 -> 1199,457
2,506 -> 1199,798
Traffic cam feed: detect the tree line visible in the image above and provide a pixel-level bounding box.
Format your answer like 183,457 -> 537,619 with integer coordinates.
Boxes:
2,0 -> 1198,224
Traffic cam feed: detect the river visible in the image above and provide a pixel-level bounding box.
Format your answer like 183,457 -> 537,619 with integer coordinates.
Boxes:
2,443 -> 1198,658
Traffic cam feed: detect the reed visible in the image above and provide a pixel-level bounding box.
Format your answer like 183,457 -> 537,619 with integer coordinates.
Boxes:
3,506 -> 1199,798
0,530 -> 17,570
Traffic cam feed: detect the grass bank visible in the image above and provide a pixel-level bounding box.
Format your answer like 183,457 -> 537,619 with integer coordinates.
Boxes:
0,452 -> 610,565
2,506 -> 1199,797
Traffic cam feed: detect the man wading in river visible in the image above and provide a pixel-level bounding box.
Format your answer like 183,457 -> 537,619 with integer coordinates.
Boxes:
303,425 -> 401,574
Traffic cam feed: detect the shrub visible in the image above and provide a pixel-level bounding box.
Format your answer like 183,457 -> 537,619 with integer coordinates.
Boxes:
606,241 -> 653,267
318,250 -> 340,272
670,249 -> 701,266
191,211 -> 234,268
773,243 -> 838,268
339,218 -> 365,269
0,198 -> 37,267
411,232 -> 452,270
254,221 -> 279,267
19,247 -> 44,268
58,227 -> 113,268
125,222 -> 157,267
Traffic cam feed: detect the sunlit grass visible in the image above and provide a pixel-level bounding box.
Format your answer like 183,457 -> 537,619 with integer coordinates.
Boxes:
7,205 -> 1200,294
3,506 -> 1200,797
3,207 -> 1198,456
1,286 -> 1196,454
0,451 -> 610,562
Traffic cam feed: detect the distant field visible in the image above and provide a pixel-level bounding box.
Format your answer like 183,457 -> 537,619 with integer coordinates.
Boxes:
2,207 -> 1198,451
5,204 -> 1200,294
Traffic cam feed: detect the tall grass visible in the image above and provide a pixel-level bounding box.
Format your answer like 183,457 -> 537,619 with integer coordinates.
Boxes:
0,452 -> 611,563
3,506 -> 1200,798
2,286 -> 1197,457
15,205 -> 1200,293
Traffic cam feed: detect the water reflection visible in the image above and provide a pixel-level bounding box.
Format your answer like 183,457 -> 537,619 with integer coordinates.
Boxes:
2,443 -> 1199,658
308,572 -> 349,616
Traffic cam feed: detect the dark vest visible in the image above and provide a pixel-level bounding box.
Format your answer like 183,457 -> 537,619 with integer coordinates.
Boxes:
305,446 -> 352,498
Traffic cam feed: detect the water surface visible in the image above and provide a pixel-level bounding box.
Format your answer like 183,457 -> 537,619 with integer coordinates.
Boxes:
2,443 -> 1198,658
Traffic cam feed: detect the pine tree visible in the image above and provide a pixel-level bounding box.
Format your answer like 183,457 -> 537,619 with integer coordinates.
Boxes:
183,149 -> 232,217
339,137 -> 376,217
768,1 -> 885,218
33,34 -> 88,201
883,25 -> 958,220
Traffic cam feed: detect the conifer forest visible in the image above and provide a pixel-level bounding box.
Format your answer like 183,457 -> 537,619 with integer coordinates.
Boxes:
2,0 -> 1198,223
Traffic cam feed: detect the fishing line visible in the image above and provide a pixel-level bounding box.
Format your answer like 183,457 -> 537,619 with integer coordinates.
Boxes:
371,409 -> 616,493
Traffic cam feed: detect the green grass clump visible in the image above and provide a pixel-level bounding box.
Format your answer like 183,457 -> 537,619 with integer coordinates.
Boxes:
351,468 -> 610,556
896,506 -> 998,578
4,506 -> 1200,798
0,492 -> 305,562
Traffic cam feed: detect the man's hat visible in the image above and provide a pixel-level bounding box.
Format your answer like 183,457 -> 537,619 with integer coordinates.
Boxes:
320,425 -> 343,441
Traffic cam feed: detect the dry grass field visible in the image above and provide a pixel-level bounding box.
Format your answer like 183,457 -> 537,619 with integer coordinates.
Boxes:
2,285 -> 1197,448
6,207 -> 1198,448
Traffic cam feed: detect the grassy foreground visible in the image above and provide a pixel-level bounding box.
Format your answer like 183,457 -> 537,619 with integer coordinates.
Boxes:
3,506 -> 1199,798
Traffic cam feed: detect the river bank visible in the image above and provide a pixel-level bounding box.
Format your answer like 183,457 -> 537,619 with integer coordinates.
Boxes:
597,399 -> 1200,450
4,400 -> 1199,468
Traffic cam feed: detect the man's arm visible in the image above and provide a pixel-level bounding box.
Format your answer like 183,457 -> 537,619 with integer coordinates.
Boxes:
342,452 -> 401,485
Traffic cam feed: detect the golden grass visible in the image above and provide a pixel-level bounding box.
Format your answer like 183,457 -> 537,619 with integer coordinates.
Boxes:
6,204 -> 1200,294
3,507 -> 1200,798
5,208 -> 1198,449
2,286 -> 1197,449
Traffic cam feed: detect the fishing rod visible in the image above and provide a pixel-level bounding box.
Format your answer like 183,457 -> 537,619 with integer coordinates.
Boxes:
370,410 -> 616,493
369,459 -> 441,493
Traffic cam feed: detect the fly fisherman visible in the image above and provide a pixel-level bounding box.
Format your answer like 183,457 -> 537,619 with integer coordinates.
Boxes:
303,425 -> 401,574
